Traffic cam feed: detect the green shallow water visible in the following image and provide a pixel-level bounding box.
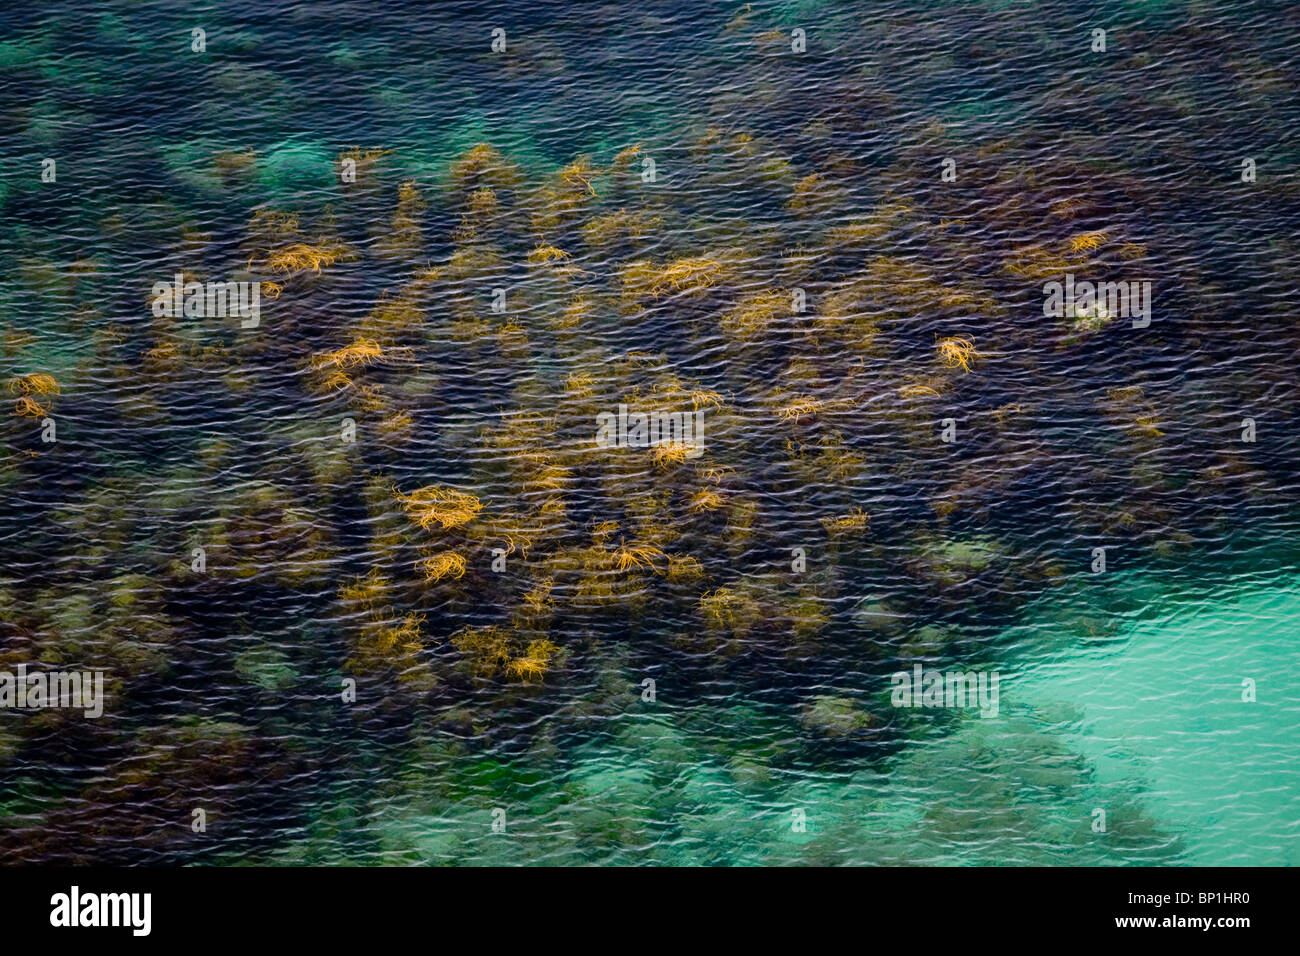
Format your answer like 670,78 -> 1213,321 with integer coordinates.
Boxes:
1009,576 -> 1300,867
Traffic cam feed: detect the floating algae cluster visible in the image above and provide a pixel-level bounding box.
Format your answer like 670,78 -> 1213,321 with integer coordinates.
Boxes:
1,1 -> 1300,864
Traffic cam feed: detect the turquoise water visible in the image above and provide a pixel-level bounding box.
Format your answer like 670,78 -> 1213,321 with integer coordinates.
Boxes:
1010,575 -> 1300,866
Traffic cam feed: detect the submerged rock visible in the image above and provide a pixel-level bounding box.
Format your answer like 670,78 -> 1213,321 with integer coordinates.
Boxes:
798,694 -> 877,738
852,598 -> 908,634
726,753 -> 773,788
233,645 -> 298,692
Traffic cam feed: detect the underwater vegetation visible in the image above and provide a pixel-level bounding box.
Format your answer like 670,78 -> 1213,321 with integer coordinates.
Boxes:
934,336 -> 981,373
396,486 -> 484,532
8,371 -> 59,419
1,0 -> 1299,866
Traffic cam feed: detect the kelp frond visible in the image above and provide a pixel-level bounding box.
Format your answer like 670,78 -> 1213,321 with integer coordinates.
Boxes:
13,395 -> 47,418
612,542 -> 667,573
8,373 -> 60,397
935,336 -> 982,372
505,639 -> 560,681
419,551 -> 467,582
820,507 -> 869,534
652,442 -> 696,468
264,242 -> 348,275
396,485 -> 484,531
527,244 -> 572,264
312,338 -> 385,370
1067,231 -> 1108,253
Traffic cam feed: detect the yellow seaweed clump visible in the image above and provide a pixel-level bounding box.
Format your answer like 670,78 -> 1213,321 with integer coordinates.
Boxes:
396,485 -> 483,531
820,507 -> 869,534
527,243 -> 571,264
581,208 -> 662,249
375,179 -> 425,259
721,290 -> 788,340
338,571 -> 433,685
666,554 -> 705,581
559,156 -> 599,196
935,336 -> 982,372
688,488 -> 727,513
143,341 -> 182,365
1004,244 -> 1072,281
699,586 -> 764,640
691,389 -> 725,412
652,442 -> 697,469
307,338 -> 392,395
449,143 -> 524,196
9,373 -> 59,397
992,402 -> 1024,426
1067,231 -> 1108,253
775,395 -> 827,421
376,409 -> 416,444
370,614 -> 425,657
451,624 -> 514,678
623,257 -> 725,300
264,241 -> 349,275
347,612 -> 431,685
898,383 -> 942,399
612,542 -> 667,573
9,373 -> 59,418
521,579 -> 555,614
419,551 -> 467,582
609,143 -> 643,171
13,395 -> 47,418
505,638 -> 561,682
314,338 -> 385,370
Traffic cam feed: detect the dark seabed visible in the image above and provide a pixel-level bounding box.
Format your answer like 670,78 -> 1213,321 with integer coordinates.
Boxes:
1,0 -> 1298,865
